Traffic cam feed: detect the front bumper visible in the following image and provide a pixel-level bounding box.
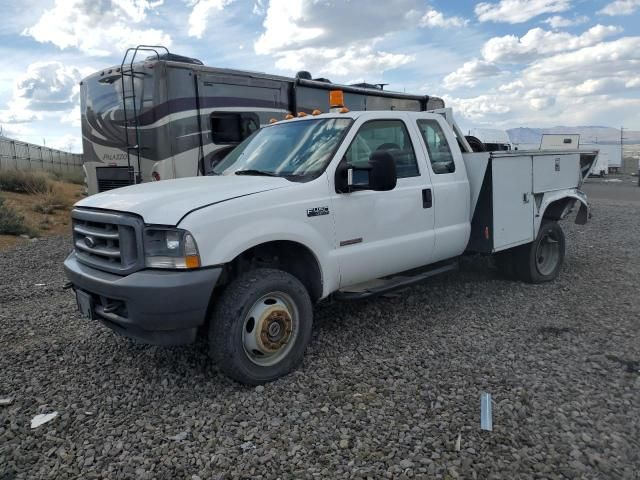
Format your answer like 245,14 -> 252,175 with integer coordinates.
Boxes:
64,252 -> 222,345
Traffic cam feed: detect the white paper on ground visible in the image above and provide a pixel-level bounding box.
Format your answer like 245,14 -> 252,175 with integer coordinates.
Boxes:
31,412 -> 59,429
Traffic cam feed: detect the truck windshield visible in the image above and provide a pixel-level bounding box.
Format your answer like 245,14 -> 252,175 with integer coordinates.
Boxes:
212,118 -> 352,180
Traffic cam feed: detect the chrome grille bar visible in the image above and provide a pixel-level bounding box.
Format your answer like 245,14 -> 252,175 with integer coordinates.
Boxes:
73,224 -> 119,240
74,240 -> 121,259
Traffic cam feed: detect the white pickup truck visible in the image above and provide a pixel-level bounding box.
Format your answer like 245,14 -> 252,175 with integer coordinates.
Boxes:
64,108 -> 596,384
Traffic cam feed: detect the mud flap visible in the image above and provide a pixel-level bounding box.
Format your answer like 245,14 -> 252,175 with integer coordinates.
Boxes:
575,200 -> 589,225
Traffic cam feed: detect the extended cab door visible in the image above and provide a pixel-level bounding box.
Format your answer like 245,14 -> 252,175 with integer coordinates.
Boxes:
414,115 -> 470,261
329,113 -> 436,287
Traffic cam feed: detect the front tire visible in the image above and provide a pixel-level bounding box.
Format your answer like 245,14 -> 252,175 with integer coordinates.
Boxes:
514,220 -> 565,283
209,268 -> 313,385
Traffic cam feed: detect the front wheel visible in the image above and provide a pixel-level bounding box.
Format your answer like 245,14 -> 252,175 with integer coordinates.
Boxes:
208,268 -> 313,385
514,220 -> 566,283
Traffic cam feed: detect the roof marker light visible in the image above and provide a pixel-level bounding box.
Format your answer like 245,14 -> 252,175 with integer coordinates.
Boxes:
297,112 -> 308,117
312,109 -> 321,116
269,118 -> 278,124
285,113 -> 295,120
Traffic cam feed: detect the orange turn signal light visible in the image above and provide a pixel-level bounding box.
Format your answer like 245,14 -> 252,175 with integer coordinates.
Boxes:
185,255 -> 201,269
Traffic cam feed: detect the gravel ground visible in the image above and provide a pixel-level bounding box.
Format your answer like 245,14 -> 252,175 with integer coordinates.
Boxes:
1,195 -> 639,479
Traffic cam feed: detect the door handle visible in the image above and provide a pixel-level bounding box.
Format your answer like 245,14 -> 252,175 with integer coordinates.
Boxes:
422,188 -> 432,208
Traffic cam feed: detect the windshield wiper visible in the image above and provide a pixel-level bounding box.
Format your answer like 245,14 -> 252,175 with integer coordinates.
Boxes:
234,169 -> 278,177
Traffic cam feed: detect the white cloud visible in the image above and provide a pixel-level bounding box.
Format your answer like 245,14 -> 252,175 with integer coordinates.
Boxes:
0,62 -> 85,134
49,133 -> 82,153
482,25 -> 622,63
599,0 -> 640,16
187,0 -> 235,38
523,36 -> 640,84
254,0 -> 432,78
443,60 -> 501,89
274,44 -> 414,77
543,15 -> 588,28
13,62 -> 82,112
419,8 -> 468,28
61,106 -> 81,128
254,0 -> 324,55
475,0 -> 571,24
252,0 -> 267,15
446,36 -> 640,128
24,0 -> 171,56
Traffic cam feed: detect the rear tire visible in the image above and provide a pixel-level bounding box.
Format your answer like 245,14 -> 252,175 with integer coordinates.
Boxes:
513,220 -> 565,283
208,268 -> 313,385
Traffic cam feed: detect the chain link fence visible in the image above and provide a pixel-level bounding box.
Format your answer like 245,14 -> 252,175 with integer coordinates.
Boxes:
0,137 -> 83,173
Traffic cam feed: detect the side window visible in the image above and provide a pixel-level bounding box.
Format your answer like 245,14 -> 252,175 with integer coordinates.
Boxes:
344,119 -> 419,178
210,112 -> 260,144
417,120 -> 456,174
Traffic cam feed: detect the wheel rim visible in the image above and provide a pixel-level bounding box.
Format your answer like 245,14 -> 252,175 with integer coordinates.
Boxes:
242,291 -> 299,367
535,229 -> 560,276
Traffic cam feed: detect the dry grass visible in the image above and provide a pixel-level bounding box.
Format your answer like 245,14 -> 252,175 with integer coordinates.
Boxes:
48,169 -> 85,185
0,178 -> 83,250
0,169 -> 51,194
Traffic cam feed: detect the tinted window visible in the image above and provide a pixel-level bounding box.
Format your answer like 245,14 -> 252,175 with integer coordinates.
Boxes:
344,120 -> 419,178
211,112 -> 260,144
417,120 -> 455,174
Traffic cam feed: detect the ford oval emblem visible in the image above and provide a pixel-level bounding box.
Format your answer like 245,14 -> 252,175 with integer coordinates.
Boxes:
84,236 -> 96,248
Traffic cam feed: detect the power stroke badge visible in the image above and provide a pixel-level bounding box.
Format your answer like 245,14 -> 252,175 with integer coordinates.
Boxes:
307,206 -> 329,217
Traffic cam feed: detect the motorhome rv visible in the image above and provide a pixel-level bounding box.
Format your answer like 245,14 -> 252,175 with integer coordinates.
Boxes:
81,46 -> 445,195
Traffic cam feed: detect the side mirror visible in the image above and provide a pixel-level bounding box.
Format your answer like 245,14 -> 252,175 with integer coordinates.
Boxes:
335,150 -> 397,193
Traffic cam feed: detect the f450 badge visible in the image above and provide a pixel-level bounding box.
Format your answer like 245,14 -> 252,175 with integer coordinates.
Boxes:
307,206 -> 329,217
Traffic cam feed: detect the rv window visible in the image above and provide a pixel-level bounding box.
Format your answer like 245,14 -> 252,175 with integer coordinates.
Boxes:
210,112 -> 260,144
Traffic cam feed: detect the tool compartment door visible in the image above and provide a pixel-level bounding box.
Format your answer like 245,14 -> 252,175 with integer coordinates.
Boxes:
491,155 -> 534,251
532,153 -> 580,193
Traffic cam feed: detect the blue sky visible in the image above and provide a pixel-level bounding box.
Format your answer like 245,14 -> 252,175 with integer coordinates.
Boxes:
0,0 -> 639,152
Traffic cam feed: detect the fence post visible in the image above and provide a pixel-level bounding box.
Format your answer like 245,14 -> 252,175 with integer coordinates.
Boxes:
10,140 -> 17,169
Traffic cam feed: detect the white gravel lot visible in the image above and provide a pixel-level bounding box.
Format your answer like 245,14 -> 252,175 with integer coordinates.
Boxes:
1,192 -> 639,479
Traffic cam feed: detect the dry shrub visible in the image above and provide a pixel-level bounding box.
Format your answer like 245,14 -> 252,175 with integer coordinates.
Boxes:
0,170 -> 51,194
0,196 -> 32,236
32,189 -> 69,214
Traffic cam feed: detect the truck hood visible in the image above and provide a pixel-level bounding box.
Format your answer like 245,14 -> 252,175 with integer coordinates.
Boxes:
75,175 -> 292,225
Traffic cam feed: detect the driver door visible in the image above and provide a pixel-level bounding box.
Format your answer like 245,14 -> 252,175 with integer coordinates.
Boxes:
329,115 -> 436,287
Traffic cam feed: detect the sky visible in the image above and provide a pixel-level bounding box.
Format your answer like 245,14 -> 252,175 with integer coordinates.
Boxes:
0,0 -> 639,152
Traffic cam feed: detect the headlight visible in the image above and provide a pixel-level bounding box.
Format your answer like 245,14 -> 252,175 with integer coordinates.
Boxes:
143,228 -> 201,269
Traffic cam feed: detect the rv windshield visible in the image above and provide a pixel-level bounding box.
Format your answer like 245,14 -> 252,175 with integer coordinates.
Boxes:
212,118 -> 353,180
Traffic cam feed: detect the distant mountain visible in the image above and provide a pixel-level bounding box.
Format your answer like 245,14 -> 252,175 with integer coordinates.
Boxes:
507,126 -> 640,145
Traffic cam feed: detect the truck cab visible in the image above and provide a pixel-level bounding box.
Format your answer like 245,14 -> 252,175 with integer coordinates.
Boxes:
65,108 -> 595,385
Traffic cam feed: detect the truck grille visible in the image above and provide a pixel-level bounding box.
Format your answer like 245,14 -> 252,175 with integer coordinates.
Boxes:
72,208 -> 144,275
96,166 -> 135,192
